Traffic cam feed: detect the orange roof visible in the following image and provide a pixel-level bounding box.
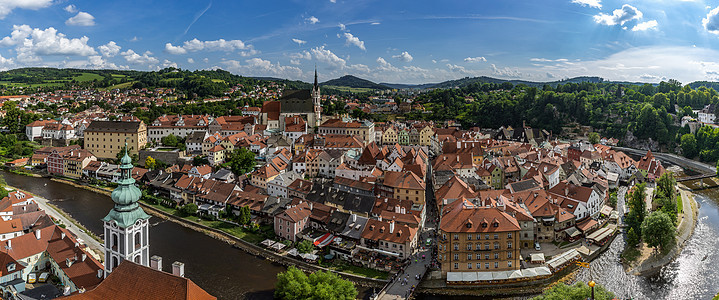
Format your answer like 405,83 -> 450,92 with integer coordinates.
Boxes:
383,171 -> 425,190
60,260 -> 216,300
439,198 -> 520,233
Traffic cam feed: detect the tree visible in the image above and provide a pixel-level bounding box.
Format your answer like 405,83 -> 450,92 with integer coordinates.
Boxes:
627,227 -> 639,247
680,134 -> 698,158
2,101 -> 22,133
641,211 -> 676,252
588,132 -> 600,144
626,183 -> 647,239
145,156 -> 157,170
115,146 -> 139,165
193,155 -> 210,166
161,134 -> 179,147
297,240 -> 315,254
531,281 -> 614,300
275,266 -> 357,300
239,206 -> 251,225
180,203 -> 198,217
0,175 -> 8,199
226,148 -> 256,176
608,191 -> 617,209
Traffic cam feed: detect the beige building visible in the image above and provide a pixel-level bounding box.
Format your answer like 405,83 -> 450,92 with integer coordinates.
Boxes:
438,199 -> 521,276
318,119 -> 375,144
84,121 -> 147,160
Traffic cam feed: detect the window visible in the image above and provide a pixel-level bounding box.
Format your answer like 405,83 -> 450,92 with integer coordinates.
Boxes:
507,252 -> 512,259
494,262 -> 499,268
454,244 -> 459,251
494,234 -> 498,239
494,242 -> 499,250
454,263 -> 458,269
484,243 -> 489,250
494,253 -> 499,259
476,254 -> 481,260
467,254 -> 472,260
466,244 -> 472,250
477,234 -> 481,240
507,242 -> 513,249
485,254 -> 489,260
508,261 -> 513,268
467,263 -> 472,269
454,254 -> 459,261
507,233 -> 512,239
453,234 -> 459,240
477,263 -> 481,269
467,234 -> 472,241
485,234 -> 489,240
485,263 -> 489,269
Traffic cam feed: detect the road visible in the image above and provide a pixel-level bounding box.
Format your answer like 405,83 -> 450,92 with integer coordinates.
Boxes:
17,187 -> 105,261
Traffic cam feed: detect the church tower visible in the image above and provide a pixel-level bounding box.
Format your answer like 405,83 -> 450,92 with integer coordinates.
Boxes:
312,67 -> 321,127
102,145 -> 151,277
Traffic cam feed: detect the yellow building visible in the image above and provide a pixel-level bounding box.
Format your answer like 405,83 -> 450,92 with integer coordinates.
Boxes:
84,121 -> 147,160
382,126 -> 398,145
438,199 -> 521,276
382,171 -> 426,205
62,149 -> 96,179
418,125 -> 434,146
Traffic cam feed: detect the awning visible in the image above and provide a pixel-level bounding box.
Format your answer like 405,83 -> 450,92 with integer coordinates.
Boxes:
547,249 -> 581,270
535,267 -> 552,276
508,270 -> 523,279
300,253 -> 318,261
447,272 -> 462,282
564,226 -> 581,238
600,205 -> 614,216
492,271 -> 509,280
313,233 -> 335,248
530,253 -> 545,263
476,272 -> 493,281
521,268 -> 538,278
462,272 -> 478,282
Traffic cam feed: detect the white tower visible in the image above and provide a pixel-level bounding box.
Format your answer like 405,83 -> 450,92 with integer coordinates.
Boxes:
102,145 -> 151,277
312,68 -> 321,127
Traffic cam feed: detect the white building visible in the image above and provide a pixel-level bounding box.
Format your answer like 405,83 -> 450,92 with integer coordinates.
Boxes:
698,104 -> 716,124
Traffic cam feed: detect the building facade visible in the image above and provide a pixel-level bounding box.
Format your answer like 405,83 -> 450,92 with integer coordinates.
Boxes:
85,121 -> 147,160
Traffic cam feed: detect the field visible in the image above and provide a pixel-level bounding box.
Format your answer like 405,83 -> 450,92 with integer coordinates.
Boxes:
102,81 -> 136,91
0,72 -> 114,88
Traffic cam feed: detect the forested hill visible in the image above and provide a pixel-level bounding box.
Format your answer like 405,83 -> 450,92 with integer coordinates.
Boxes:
320,75 -> 389,89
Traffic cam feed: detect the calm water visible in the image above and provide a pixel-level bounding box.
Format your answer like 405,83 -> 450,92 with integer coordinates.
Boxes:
2,171 -> 285,300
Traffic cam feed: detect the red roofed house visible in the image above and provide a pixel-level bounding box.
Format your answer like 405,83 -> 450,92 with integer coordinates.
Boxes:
274,201 -> 312,242
360,219 -> 418,259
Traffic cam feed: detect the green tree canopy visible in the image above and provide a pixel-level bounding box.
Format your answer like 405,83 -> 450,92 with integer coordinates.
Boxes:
626,183 -> 647,240
531,282 -> 615,300
641,210 -> 676,252
275,266 -> 357,300
145,156 -> 157,170
588,132 -> 600,144
180,203 -> 198,216
239,206 -> 251,225
161,134 -> 179,147
297,240 -> 315,254
680,134 -> 698,158
227,147 -> 256,176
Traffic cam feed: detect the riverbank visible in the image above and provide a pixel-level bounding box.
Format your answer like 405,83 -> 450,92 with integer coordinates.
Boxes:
36,174 -> 389,287
624,184 -> 699,276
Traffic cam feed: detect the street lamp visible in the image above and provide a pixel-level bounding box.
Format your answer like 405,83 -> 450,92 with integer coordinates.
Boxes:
588,280 -> 596,300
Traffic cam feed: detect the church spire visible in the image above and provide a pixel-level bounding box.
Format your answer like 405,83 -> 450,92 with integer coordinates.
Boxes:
314,66 -> 318,90
103,142 -> 149,228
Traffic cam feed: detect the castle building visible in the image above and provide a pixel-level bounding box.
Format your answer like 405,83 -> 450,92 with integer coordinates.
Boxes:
102,145 -> 151,276
260,69 -> 322,130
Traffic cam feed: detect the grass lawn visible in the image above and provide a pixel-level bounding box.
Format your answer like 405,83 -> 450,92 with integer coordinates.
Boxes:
621,247 -> 641,263
677,194 -> 684,214
74,73 -> 104,82
318,260 -> 389,279
102,81 -> 136,90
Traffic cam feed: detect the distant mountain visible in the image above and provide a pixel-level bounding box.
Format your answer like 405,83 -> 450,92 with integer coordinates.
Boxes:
320,75 -> 389,90
687,81 -> 719,90
380,82 -> 439,90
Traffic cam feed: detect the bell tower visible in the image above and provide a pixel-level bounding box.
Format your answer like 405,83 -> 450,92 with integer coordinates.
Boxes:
312,67 -> 321,127
102,144 -> 151,277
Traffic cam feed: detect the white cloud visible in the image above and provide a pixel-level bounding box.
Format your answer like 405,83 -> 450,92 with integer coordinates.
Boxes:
392,51 -> 413,62
187,58 -> 195,63
491,64 -> 523,78
0,25 -> 96,63
0,0 -> 52,19
432,59 -> 437,64
162,59 -> 178,68
222,58 -> 304,79
305,16 -> 319,24
464,56 -> 486,62
165,38 -> 252,54
447,64 -> 467,73
371,22 -> 380,25
703,6 -> 719,34
632,20 -> 658,31
64,4 -> 77,13
311,46 -> 346,69
343,33 -> 366,50
291,38 -> 306,45
330,0 -> 336,3
203,58 -> 209,63
594,4 -> 642,26
338,23 -> 346,31
571,0 -> 601,9
66,12 -> 96,26
98,41 -> 121,57
130,36 -> 139,42
530,58 -> 570,62
121,49 -> 159,65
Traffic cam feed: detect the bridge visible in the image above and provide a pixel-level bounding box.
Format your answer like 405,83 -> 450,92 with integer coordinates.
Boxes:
676,173 -> 717,182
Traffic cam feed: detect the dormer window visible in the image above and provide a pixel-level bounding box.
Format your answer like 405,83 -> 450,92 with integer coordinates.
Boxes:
481,223 -> 488,228
493,222 -> 499,227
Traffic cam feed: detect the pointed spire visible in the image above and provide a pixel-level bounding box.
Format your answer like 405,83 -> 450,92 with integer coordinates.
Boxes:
314,66 -> 318,89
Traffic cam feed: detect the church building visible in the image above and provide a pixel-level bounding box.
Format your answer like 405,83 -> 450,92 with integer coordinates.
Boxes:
260,69 -> 322,130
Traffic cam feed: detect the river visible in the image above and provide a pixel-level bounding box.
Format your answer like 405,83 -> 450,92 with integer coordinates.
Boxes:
1,171 -> 286,300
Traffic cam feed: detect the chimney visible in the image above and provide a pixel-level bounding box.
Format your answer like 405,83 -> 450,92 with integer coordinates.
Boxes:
352,214 -> 357,222
395,205 -> 400,213
61,232 -> 66,239
35,229 -> 41,240
82,253 -> 87,262
378,215 -> 382,222
172,261 -> 185,277
389,221 -> 395,234
6,240 -> 10,249
564,187 -> 568,196
151,256 -> 163,271
97,269 -> 103,279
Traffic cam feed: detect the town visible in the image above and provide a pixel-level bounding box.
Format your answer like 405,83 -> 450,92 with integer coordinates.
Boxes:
0,71 -> 693,300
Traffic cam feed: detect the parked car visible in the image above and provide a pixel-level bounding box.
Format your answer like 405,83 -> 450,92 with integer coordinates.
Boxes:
534,242 -> 541,251
38,272 -> 49,283
27,273 -> 36,284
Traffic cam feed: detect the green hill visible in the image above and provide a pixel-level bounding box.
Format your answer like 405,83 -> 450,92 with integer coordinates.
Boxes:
320,75 -> 389,90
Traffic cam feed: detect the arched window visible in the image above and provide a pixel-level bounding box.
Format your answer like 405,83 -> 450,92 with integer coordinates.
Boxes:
112,256 -> 119,269
111,234 -> 118,251
134,232 -> 141,250
134,255 -> 141,263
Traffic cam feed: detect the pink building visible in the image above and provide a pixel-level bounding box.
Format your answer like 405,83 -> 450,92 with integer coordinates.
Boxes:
274,202 -> 311,242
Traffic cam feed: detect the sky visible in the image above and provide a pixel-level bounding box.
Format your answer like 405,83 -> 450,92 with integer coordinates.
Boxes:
2,0 -> 719,84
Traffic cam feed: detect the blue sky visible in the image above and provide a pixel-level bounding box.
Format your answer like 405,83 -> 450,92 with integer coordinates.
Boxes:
2,0 -> 719,84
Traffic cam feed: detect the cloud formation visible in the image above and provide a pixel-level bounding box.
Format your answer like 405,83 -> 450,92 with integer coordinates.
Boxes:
594,4 -> 642,26
703,6 -> 719,34
632,20 -> 658,31
0,25 -> 96,63
66,12 -> 96,26
121,49 -> 159,65
98,41 -> 121,57
343,33 -> 365,50
165,38 -> 253,54
393,51 -> 413,62
464,56 -> 486,62
305,16 -> 319,24
571,0 -> 601,9
0,0 -> 53,19
64,4 -> 77,13
292,38 -> 306,45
